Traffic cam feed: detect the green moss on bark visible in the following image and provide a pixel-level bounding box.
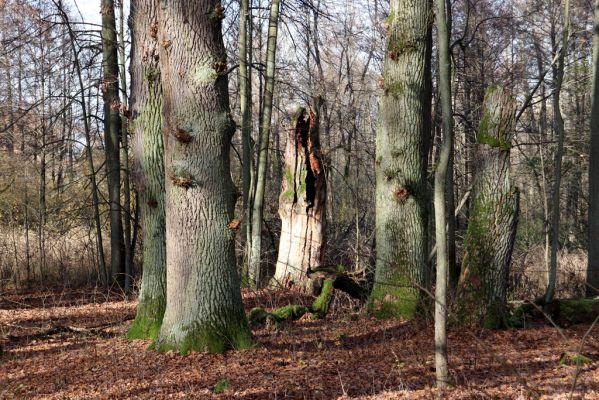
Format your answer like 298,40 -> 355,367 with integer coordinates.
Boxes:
311,279 -> 334,319
127,298 -> 166,340
270,305 -> 308,321
247,307 -> 269,326
247,305 -> 308,327
155,322 -> 254,355
369,276 -> 420,320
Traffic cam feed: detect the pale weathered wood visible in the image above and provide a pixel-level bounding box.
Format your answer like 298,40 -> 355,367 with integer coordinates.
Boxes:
272,107 -> 326,293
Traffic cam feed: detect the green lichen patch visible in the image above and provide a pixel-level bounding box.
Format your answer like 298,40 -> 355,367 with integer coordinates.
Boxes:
190,63 -> 218,88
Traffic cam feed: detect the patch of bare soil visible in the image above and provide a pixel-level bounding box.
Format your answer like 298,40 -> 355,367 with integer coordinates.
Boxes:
0,288 -> 597,399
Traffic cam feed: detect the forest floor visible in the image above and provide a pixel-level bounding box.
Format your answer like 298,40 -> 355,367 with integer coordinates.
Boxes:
0,287 -> 598,399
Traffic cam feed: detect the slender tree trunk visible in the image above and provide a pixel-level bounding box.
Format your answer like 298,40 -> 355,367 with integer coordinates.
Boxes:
24,172 -> 31,287
444,0 -> 457,293
545,0 -> 570,305
248,0 -> 281,287
434,0 -> 452,388
588,0 -> 599,298
118,0 -> 133,292
238,0 -> 253,284
154,0 -> 253,354
101,0 -> 125,287
272,106 -> 327,292
370,0 -> 432,319
127,0 -> 167,340
38,35 -> 47,285
4,51 -> 14,153
457,86 -> 519,329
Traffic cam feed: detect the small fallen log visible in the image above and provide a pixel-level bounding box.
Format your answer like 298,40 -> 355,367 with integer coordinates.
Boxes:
248,305 -> 308,327
5,317 -> 134,342
511,298 -> 599,327
311,279 -> 334,319
307,265 -> 369,301
248,266 -> 370,325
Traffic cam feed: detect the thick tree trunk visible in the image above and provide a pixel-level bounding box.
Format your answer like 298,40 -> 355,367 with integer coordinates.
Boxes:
248,0 -> 281,287
272,107 -> 326,292
154,0 -> 252,354
588,0 -> 599,298
457,86 -> 519,329
370,0 -> 432,319
127,0 -> 167,340
101,0 -> 125,287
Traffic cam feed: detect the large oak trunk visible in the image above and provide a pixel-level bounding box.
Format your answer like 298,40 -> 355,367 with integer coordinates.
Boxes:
370,0 -> 432,319
272,107 -> 326,292
457,86 -> 519,329
154,0 -> 252,354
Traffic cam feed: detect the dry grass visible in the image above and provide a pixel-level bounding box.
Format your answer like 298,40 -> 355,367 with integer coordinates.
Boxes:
510,246 -> 589,300
0,226 -> 106,289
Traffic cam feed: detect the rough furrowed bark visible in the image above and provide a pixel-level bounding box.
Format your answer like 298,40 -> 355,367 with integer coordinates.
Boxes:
272,107 -> 326,293
127,0 -> 166,341
154,0 -> 252,354
457,86 -> 519,329
370,0 -> 432,319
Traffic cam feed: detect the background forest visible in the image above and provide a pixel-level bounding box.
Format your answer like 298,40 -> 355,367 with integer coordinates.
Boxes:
1,0 -> 599,397
0,0 -> 595,298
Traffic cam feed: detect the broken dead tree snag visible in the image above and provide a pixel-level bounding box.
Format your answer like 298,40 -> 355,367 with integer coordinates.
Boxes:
272,106 -> 327,293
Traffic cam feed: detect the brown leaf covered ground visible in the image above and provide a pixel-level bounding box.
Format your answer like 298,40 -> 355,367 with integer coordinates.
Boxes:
1,288 -> 598,399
